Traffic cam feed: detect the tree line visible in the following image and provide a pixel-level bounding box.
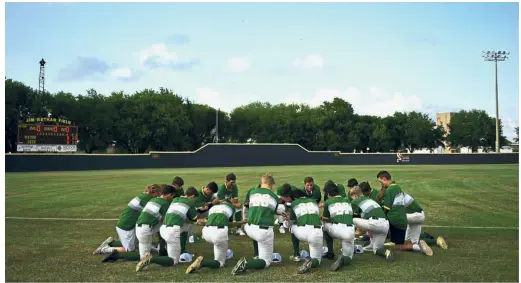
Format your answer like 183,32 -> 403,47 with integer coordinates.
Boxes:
5,78 -> 508,154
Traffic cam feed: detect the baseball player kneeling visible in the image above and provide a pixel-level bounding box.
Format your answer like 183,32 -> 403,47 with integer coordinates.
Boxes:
350,186 -> 395,261
287,188 -> 324,274
232,174 -> 287,275
186,200 -> 244,274
321,182 -> 355,271
135,187 -> 199,271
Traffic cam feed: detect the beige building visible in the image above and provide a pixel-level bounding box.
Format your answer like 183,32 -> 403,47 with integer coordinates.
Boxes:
436,112 -> 455,152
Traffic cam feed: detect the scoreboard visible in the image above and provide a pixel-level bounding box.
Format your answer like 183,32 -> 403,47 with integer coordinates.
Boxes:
17,118 -> 79,152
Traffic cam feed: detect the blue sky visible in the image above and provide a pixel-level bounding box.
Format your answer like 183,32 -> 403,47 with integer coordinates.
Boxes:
5,2 -> 520,139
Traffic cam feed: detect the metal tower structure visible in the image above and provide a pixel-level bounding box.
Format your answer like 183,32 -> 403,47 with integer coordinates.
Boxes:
39,58 -> 46,94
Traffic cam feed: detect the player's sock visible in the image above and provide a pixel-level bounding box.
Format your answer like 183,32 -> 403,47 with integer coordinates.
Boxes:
253,241 -> 259,257
201,259 -> 221,268
323,231 -> 334,253
181,232 -> 188,253
158,235 -> 167,256
311,258 -> 320,268
246,259 -> 267,269
235,210 -> 242,222
149,256 -> 174,266
109,240 -> 122,247
343,256 -> 352,267
291,234 -> 300,256
117,252 -> 141,261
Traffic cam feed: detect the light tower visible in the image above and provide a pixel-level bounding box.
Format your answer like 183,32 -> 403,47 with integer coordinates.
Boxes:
482,50 -> 509,153
39,58 -> 46,94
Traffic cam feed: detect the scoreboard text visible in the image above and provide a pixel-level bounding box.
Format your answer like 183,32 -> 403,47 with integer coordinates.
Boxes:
17,124 -> 79,145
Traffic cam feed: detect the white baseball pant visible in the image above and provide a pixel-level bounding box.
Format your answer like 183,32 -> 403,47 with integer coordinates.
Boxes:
202,226 -> 229,267
159,225 -> 182,265
323,223 -> 355,258
244,223 -> 274,267
276,204 -> 291,225
353,218 -> 389,254
405,211 -> 425,244
292,225 -> 323,262
115,226 -> 137,252
135,223 -> 161,259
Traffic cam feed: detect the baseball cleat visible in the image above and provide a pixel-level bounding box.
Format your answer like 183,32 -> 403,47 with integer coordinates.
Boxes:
437,236 -> 448,250
384,249 -> 395,262
236,228 -> 246,236
289,255 -> 301,262
296,257 -> 313,274
330,256 -> 344,271
279,225 -> 286,234
419,240 -> 433,256
102,250 -> 119,263
186,256 -> 203,274
232,257 -> 247,275
136,252 -> 153,272
253,256 -> 259,259
93,237 -> 113,254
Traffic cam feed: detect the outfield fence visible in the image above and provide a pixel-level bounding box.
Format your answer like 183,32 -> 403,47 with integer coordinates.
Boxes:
5,143 -> 519,172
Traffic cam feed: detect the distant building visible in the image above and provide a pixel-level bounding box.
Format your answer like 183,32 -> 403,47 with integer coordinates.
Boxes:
436,112 -> 456,152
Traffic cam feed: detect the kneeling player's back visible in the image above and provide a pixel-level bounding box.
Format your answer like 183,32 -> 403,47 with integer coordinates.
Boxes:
206,202 -> 236,227
323,197 -> 353,225
291,197 -> 321,226
117,192 -> 154,230
247,188 -> 279,227
137,197 -> 171,226
164,197 -> 197,226
351,196 -> 386,220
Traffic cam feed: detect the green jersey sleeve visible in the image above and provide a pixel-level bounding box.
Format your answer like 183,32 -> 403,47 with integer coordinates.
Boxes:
217,184 -> 227,200
322,202 -> 331,218
187,206 -> 198,221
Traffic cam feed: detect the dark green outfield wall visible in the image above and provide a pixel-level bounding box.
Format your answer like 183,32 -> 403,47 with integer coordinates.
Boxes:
5,144 -> 519,172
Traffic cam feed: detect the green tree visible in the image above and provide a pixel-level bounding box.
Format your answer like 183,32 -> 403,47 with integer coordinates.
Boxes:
448,109 -> 507,152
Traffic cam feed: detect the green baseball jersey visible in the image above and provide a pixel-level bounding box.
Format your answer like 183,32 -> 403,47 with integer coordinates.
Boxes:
137,197 -> 171,226
322,196 -> 353,225
217,183 -> 239,201
403,193 -> 423,214
323,183 -> 348,202
174,187 -> 185,198
164,197 -> 198,226
300,184 -> 321,203
116,193 -> 154,231
195,188 -> 215,208
383,184 -> 408,229
205,202 -> 236,227
244,187 -> 257,205
276,185 -> 299,197
369,189 -> 379,203
247,188 -> 280,227
290,197 -> 322,226
351,196 -> 386,220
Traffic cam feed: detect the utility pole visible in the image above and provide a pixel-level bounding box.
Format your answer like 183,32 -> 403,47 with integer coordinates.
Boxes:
482,50 -> 509,153
215,108 -> 219,143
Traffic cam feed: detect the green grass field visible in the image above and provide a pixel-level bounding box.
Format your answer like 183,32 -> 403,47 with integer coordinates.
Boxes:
5,164 -> 520,282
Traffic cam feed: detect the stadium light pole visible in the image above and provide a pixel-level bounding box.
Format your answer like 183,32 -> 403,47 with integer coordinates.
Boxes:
482,50 -> 509,153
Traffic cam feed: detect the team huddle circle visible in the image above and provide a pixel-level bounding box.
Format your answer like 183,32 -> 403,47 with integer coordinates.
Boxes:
93,171 -> 448,274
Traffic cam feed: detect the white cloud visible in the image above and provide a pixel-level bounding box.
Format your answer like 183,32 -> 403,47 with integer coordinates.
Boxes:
225,56 -> 251,73
139,43 -> 178,66
110,67 -> 133,79
195,87 -> 221,109
310,86 -> 423,117
292,54 -> 325,69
